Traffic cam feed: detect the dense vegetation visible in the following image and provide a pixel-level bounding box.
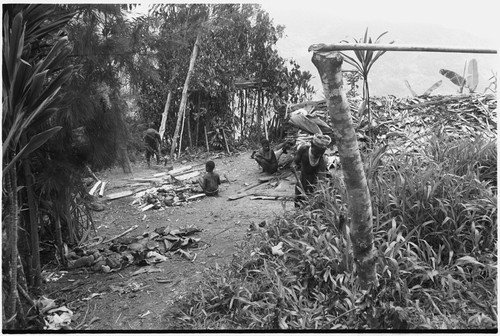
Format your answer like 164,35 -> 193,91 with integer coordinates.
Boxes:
2,3 -> 496,331
163,96 -> 497,330
2,4 -> 313,329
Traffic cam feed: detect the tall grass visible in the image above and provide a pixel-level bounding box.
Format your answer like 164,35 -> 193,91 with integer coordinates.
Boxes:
162,129 -> 497,330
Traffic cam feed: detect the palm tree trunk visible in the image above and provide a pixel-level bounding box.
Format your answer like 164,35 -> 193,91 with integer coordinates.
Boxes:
171,31 -> 201,158
21,157 -> 41,288
312,51 -> 377,289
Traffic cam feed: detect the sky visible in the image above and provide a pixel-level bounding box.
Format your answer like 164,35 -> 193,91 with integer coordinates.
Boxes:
258,0 -> 500,97
132,0 -> 499,97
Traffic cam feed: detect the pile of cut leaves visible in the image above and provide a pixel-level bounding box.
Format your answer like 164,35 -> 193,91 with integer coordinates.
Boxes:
132,184 -> 206,211
65,226 -> 203,273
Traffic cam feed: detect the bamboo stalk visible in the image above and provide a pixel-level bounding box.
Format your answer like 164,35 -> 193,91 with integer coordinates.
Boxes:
309,43 -> 497,54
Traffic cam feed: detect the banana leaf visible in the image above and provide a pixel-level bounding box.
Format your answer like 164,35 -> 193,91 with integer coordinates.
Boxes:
422,80 -> 442,97
439,69 -> 466,87
466,58 -> 478,92
289,112 -> 322,135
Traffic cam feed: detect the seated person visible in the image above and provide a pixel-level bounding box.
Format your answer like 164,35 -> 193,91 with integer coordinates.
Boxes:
251,139 -> 278,174
198,160 -> 221,196
252,138 -> 295,174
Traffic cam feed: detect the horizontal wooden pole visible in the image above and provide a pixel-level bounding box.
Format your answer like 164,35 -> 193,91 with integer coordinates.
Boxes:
309,43 -> 497,54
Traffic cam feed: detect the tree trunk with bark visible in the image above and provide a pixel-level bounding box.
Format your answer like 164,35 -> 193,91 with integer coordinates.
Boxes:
118,143 -> 132,174
4,161 -> 20,328
311,51 -> 377,289
159,90 -> 173,142
171,31 -> 201,158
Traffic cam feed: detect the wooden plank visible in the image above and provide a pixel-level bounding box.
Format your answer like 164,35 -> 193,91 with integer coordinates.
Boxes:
170,169 -> 195,177
89,181 -> 102,196
126,177 -> 163,183
98,181 -> 107,197
105,190 -> 134,201
169,165 -> 192,176
175,171 -> 200,181
134,186 -> 150,194
153,172 -> 169,177
129,182 -> 151,187
141,204 -> 155,212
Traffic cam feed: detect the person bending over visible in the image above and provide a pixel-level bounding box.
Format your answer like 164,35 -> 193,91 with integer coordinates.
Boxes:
144,127 -> 161,167
198,160 -> 221,196
293,134 -> 331,207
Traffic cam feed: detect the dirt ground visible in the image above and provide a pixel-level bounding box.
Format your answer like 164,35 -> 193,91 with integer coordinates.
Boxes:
40,149 -> 297,330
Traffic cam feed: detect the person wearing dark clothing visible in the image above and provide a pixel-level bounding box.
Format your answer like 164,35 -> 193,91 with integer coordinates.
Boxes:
293,134 -> 331,207
252,139 -> 279,174
144,128 -> 161,167
198,161 -> 221,196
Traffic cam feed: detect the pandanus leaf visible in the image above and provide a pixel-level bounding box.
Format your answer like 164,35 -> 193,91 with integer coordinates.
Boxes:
439,69 -> 466,87
3,126 -> 62,174
466,58 -> 478,92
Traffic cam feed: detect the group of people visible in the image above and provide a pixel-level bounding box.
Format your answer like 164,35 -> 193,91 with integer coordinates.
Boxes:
143,124 -> 332,205
196,133 -> 332,206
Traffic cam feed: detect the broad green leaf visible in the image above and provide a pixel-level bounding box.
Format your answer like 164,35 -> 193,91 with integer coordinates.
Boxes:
3,126 -> 62,174
32,66 -> 73,108
38,37 -> 72,74
455,256 -> 484,267
439,69 -> 466,87
27,70 -> 48,104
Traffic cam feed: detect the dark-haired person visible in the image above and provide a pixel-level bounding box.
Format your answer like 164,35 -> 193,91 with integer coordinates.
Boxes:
198,160 -> 221,196
251,139 -> 278,174
144,126 -> 161,167
293,134 -> 331,207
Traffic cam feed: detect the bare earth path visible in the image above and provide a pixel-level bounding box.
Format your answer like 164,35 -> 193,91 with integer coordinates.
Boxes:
41,150 -> 296,330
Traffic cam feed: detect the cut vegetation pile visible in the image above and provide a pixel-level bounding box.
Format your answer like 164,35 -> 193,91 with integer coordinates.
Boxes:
163,93 -> 497,330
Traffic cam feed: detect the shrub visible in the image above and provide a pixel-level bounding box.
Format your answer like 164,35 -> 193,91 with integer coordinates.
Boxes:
162,114 -> 497,331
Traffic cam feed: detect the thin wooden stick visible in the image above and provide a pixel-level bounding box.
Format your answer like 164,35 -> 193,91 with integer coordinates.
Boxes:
309,43 -> 497,54
204,126 -> 210,152
222,128 -> 231,154
101,225 -> 138,245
